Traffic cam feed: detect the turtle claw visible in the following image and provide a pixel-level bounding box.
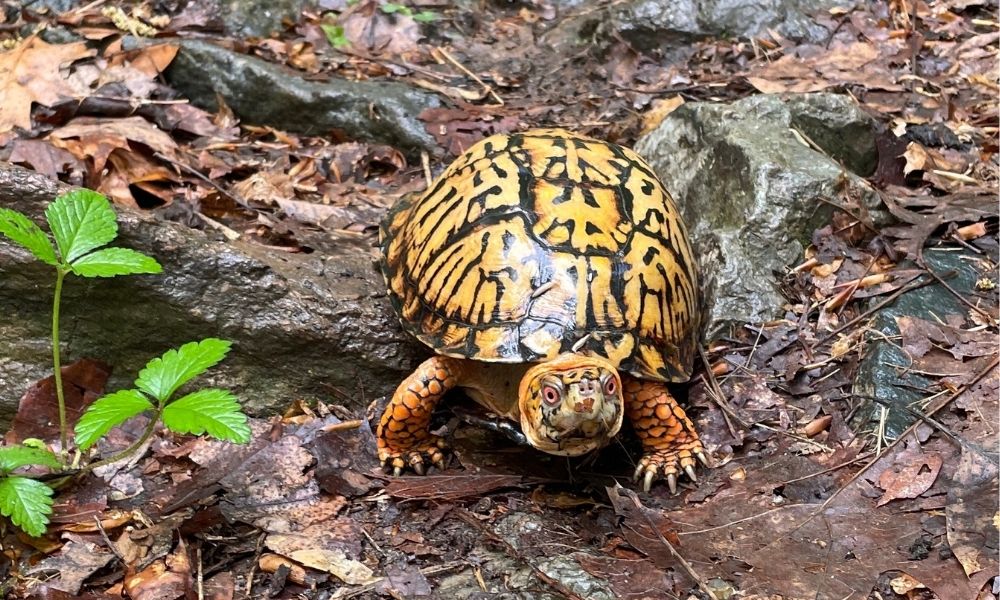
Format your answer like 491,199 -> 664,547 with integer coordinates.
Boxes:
379,435 -> 449,476
643,469 -> 656,493
684,465 -> 698,482
696,451 -> 710,468
666,473 -> 678,495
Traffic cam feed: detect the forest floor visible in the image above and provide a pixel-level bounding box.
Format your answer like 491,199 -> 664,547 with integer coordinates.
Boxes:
0,0 -> 998,598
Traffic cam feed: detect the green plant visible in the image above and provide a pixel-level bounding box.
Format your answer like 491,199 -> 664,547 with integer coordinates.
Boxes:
380,2 -> 437,22
0,445 -> 59,536
75,338 -> 251,460
321,23 -> 350,48
0,189 -> 161,455
0,190 -> 251,538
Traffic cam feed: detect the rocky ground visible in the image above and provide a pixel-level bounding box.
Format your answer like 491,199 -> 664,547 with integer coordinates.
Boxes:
0,0 -> 997,598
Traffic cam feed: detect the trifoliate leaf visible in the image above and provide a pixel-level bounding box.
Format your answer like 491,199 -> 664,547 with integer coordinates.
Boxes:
135,339 -> 233,402
44,189 -> 117,263
0,445 -> 60,472
0,476 -> 54,537
0,208 -> 58,266
70,247 -> 162,278
162,389 -> 250,443
74,390 -> 154,451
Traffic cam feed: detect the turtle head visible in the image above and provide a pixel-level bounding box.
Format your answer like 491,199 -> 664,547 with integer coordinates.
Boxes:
517,354 -> 624,456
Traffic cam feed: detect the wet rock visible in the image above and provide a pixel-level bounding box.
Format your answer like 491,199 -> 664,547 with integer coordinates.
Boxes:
853,249 -> 988,438
610,0 -> 857,51
635,93 -> 879,337
216,0 -> 314,38
163,40 -> 443,157
0,164 -> 423,426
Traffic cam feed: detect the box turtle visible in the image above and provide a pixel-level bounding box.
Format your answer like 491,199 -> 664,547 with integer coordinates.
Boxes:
377,129 -> 707,492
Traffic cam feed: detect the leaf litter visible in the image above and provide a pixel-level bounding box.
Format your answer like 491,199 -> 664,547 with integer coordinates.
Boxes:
1,0 -> 998,598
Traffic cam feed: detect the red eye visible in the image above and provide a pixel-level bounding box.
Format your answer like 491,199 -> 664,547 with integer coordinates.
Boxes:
542,385 -> 561,406
604,378 -> 617,395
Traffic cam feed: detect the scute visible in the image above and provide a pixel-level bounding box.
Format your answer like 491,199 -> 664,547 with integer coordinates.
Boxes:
379,129 -> 700,382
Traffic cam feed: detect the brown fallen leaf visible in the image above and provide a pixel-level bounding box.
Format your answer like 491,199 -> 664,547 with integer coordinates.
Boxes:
385,473 -> 532,501
8,139 -> 80,179
121,540 -> 192,600
876,450 -> 943,506
946,447 -> 999,577
5,358 -> 111,445
26,536 -> 116,594
0,36 -> 95,132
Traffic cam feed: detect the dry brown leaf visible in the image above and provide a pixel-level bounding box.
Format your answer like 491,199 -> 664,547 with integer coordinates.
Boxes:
0,36 -> 95,132
641,95 -> 685,135
876,451 -> 943,506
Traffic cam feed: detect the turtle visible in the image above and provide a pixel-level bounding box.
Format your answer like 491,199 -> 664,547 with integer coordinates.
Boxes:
376,129 -> 707,492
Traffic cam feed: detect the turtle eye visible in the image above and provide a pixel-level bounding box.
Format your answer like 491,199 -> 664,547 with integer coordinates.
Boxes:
603,377 -> 617,396
541,385 -> 561,406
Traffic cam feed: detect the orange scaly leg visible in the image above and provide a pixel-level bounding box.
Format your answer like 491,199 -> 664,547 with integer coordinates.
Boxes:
377,356 -> 464,476
622,376 -> 709,493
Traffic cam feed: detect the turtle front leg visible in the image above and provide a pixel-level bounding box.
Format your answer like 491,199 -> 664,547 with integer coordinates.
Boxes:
377,355 -> 464,476
622,377 -> 709,493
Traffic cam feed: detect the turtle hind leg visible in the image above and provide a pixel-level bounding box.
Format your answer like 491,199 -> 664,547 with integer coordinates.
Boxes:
622,376 -> 709,493
377,355 -> 465,476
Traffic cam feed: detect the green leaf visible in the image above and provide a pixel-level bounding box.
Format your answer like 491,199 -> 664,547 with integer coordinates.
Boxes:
74,390 -> 154,451
0,446 -> 60,472
412,10 -> 437,22
0,209 -> 58,266
321,23 -> 350,48
380,2 -> 410,14
44,189 -> 118,264
135,339 -> 233,402
0,476 -> 54,537
162,389 -> 250,443
70,247 -> 162,278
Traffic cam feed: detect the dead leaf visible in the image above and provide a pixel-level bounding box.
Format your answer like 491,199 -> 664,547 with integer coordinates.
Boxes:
0,36 -> 95,132
641,95 -> 685,135
8,139 -> 80,179
26,536 -> 116,594
876,451 -> 943,506
946,448 -> 999,577
5,358 -> 111,445
290,548 -> 377,584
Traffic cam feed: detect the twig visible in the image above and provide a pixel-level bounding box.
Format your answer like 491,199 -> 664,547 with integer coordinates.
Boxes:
697,346 -> 743,439
433,47 -> 503,105
621,488 -> 717,598
452,508 -> 586,600
93,515 -> 125,563
918,256 -> 995,321
777,453 -> 874,486
813,275 -> 936,347
152,151 -> 252,210
421,151 -> 433,189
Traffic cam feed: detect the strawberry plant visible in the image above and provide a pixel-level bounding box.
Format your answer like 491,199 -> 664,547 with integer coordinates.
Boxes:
0,190 -> 250,537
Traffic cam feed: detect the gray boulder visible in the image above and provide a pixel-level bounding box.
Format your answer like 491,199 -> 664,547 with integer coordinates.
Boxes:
635,93 -> 879,338
0,164 -> 423,427
164,40 -> 443,158
611,0 -> 857,51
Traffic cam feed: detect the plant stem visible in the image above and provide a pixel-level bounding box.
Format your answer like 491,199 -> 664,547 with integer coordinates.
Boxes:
82,411 -> 162,472
52,268 -> 68,459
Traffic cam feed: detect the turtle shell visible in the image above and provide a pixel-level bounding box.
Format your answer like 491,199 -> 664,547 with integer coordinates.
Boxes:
380,129 -> 700,382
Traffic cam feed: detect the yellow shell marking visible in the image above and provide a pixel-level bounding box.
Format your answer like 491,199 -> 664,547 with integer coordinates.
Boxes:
380,129 -> 700,382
